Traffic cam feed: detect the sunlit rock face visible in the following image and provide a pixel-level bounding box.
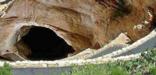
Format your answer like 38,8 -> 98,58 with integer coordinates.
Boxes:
0,0 -> 156,60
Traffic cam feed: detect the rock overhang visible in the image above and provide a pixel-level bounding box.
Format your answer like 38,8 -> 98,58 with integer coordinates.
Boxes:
0,22 -> 77,61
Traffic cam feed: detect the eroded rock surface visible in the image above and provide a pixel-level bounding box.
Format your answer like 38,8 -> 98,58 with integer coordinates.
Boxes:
0,0 -> 156,60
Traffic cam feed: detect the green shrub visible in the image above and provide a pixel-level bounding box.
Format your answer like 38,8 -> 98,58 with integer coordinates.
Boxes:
0,63 -> 12,75
62,48 -> 156,75
150,67 -> 156,75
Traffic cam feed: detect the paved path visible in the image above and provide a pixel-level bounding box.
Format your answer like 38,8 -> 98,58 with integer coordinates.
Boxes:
13,67 -> 72,75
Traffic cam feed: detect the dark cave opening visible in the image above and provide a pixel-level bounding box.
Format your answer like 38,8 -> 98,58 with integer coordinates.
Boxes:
19,26 -> 75,60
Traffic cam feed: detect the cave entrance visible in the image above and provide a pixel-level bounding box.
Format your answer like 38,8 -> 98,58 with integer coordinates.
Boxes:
17,26 -> 75,60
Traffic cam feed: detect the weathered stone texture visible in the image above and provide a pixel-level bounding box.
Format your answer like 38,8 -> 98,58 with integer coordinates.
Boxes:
0,0 -> 156,60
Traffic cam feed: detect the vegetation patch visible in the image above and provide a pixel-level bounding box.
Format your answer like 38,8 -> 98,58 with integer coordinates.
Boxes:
0,63 -> 12,75
63,48 -> 156,75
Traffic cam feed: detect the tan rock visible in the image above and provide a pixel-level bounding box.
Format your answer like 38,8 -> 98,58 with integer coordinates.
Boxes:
0,0 -> 155,60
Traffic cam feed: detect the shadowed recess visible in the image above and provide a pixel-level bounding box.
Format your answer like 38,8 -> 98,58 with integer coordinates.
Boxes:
20,26 -> 75,60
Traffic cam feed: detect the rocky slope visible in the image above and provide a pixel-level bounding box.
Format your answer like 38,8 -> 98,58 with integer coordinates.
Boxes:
0,0 -> 156,61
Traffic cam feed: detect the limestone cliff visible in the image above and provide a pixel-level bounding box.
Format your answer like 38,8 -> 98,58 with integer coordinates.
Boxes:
0,0 -> 155,60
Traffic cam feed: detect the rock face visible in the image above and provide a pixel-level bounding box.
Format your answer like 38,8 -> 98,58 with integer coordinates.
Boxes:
0,0 -> 156,60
